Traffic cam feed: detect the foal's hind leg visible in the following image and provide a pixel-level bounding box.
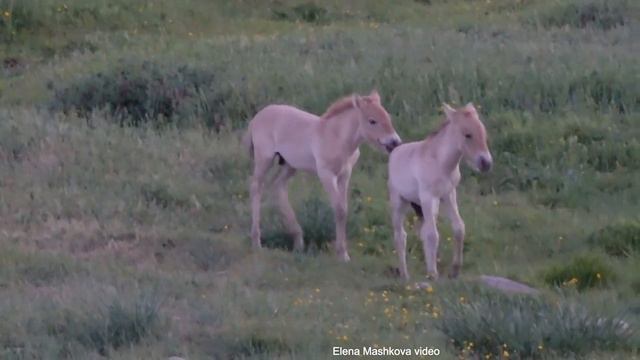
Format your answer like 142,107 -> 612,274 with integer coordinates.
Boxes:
390,190 -> 410,280
442,189 -> 465,279
272,165 -> 304,251
249,154 -> 273,250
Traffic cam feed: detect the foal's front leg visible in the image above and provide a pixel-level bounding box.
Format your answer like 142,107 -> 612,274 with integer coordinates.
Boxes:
419,192 -> 440,279
318,169 -> 350,262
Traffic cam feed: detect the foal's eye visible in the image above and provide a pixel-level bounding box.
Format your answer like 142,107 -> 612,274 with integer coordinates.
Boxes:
465,133 -> 473,139
368,119 -> 377,125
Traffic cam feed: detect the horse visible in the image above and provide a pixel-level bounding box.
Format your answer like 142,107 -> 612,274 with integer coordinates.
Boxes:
387,103 -> 492,280
244,90 -> 402,261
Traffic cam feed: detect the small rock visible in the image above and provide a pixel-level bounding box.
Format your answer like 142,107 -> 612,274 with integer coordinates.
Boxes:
477,275 -> 539,295
412,281 -> 433,290
168,357 -> 186,360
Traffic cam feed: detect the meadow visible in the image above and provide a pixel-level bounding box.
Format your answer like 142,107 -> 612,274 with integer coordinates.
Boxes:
1,0 -> 639,358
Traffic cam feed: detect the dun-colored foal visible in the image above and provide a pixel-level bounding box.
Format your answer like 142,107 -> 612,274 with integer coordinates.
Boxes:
388,103 -> 492,280
245,91 -> 401,261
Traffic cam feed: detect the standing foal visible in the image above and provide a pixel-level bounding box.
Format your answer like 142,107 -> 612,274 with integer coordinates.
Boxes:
388,103 -> 492,280
245,91 -> 401,261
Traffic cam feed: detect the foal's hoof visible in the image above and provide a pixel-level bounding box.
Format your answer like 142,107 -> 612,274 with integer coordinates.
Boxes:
426,273 -> 439,281
449,265 -> 461,279
337,252 -> 351,262
412,281 -> 432,290
293,242 -> 304,252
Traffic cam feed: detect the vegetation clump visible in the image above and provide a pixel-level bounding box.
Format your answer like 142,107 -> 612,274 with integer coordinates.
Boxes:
438,289 -> 634,357
590,221 -> 640,257
542,254 -> 615,291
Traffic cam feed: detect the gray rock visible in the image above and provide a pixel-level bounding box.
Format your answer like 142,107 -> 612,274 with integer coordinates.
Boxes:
412,281 -> 433,290
477,275 -> 539,295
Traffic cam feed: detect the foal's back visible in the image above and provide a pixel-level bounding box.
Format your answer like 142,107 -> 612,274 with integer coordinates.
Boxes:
248,104 -> 320,172
249,104 -> 319,136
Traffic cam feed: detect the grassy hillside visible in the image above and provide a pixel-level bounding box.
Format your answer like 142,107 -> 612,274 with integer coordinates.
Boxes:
1,0 -> 639,358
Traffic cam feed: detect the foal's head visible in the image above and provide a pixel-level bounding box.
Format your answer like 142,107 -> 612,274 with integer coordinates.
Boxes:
444,103 -> 492,172
352,90 -> 401,153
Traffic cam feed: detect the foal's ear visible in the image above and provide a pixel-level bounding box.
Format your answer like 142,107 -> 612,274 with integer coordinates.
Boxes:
463,102 -> 477,116
368,89 -> 381,104
443,103 -> 456,119
352,94 -> 363,109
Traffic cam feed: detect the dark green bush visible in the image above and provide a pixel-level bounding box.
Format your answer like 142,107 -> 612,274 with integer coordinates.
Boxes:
140,183 -> 190,209
43,294 -> 163,356
231,334 -> 292,357
0,249 -> 79,287
186,236 -> 244,272
562,124 -> 606,145
586,141 -> 640,173
80,299 -> 160,354
542,254 -> 615,290
272,3 -> 329,24
437,288 -> 634,357
492,131 -> 539,157
538,0 -> 627,30
0,0 -> 39,41
590,221 -> 640,257
262,196 -> 336,252
51,60 -> 254,129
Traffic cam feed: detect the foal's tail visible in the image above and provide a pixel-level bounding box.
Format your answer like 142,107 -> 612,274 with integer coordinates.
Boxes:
242,127 -> 254,161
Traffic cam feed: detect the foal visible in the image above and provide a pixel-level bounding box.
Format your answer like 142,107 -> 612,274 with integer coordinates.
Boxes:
245,91 -> 401,261
388,103 -> 492,280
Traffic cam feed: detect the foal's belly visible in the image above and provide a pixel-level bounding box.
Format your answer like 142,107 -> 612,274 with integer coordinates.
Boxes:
389,173 -> 421,204
276,143 -> 317,172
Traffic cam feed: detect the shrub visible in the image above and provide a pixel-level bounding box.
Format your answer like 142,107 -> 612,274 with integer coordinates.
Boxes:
542,254 -> 615,290
230,334 -> 292,357
590,221 -> 640,257
186,236 -> 244,272
140,183 -> 190,209
586,141 -> 640,173
0,0 -> 39,41
261,196 -> 335,252
44,294 -> 163,356
0,249 -> 79,287
272,3 -> 329,24
537,0 -> 627,30
51,60 -> 253,129
437,288 -> 634,357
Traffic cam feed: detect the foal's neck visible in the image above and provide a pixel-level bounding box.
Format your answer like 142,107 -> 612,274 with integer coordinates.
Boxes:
431,122 -> 463,174
323,108 -> 363,154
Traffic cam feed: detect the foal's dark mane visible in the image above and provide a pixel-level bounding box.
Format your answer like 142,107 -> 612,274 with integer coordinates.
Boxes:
426,119 -> 450,140
320,96 -> 355,119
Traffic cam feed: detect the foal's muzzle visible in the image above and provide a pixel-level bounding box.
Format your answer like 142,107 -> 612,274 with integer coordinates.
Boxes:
381,133 -> 402,153
477,153 -> 493,173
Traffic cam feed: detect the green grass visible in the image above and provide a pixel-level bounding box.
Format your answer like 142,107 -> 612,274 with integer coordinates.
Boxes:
437,286 -> 635,358
1,0 -> 640,358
